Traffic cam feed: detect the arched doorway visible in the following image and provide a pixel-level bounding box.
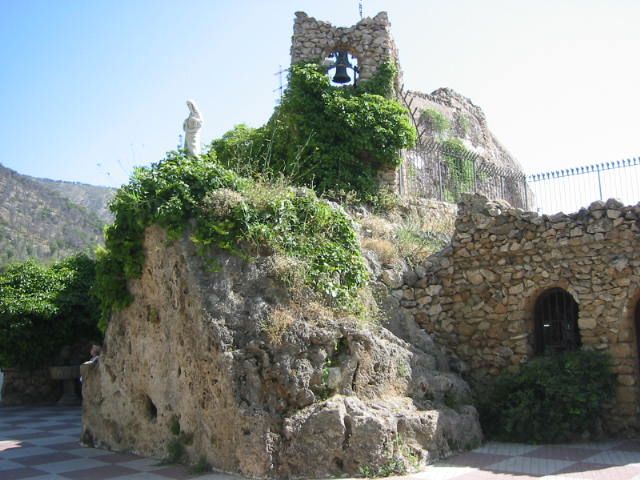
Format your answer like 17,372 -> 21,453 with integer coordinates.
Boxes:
534,288 -> 580,355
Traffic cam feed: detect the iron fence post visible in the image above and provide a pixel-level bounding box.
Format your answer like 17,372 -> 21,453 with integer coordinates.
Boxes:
473,157 -> 478,194
596,165 -> 603,201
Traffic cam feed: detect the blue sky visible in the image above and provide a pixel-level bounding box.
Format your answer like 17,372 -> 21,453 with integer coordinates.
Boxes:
1,0 -> 639,188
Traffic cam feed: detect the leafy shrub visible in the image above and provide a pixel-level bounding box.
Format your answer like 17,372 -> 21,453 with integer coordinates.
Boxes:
189,456 -> 211,474
0,254 -> 101,369
421,108 -> 450,135
96,152 -> 369,329
209,62 -> 416,199
478,350 -> 615,443
162,437 -> 186,465
209,124 -> 267,178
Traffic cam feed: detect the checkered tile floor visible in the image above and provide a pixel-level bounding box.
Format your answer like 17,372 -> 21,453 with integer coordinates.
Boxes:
2,406 -> 640,479
0,406 -> 233,479
409,439 -> 640,480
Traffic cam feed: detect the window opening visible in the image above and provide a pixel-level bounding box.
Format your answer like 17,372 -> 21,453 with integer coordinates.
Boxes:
534,288 -> 580,354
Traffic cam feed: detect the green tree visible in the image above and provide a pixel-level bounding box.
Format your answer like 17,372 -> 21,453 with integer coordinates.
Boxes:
0,254 -> 101,369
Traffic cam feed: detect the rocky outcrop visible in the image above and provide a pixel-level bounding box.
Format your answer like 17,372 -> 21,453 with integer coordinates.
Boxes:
406,88 -> 523,173
82,225 -> 481,478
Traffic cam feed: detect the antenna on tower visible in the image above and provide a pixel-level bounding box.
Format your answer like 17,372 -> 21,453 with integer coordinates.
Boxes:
359,0 -> 363,19
273,65 -> 288,104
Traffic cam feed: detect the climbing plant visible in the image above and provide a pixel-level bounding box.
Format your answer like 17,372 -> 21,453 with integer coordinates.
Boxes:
210,61 -> 416,200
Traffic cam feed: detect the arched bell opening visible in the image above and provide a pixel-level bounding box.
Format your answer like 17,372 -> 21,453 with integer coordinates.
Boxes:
324,50 -> 360,87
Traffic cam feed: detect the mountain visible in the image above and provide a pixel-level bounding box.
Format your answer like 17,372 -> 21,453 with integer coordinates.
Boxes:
29,176 -> 114,225
0,163 -> 115,267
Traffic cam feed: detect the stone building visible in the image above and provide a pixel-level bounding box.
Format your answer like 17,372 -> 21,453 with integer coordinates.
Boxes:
393,194 -> 640,432
290,12 -> 527,205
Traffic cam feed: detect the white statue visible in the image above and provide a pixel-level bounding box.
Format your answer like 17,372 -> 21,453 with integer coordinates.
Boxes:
183,100 -> 203,155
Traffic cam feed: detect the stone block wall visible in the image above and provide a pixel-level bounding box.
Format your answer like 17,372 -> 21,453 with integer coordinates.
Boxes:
290,11 -> 401,85
398,194 -> 640,432
0,368 -> 62,406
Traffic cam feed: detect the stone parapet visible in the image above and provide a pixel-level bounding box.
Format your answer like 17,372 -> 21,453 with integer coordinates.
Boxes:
0,368 -> 62,406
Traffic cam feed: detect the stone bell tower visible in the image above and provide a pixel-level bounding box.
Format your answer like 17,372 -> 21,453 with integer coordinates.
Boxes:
290,11 -> 405,192
290,11 -> 403,88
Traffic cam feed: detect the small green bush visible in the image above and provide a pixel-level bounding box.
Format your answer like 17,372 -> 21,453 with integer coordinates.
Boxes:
189,456 -> 211,474
421,108 -> 450,135
0,254 -> 101,369
479,350 -> 615,443
162,437 -> 186,465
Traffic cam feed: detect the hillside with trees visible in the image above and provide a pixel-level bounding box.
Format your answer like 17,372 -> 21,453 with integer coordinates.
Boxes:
0,163 -> 114,267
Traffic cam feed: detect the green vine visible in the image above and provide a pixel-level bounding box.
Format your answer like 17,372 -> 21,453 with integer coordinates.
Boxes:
354,60 -> 398,98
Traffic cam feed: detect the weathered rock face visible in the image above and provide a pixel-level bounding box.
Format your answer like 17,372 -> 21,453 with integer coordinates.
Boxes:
397,194 -> 640,433
82,225 -> 481,478
406,88 -> 523,173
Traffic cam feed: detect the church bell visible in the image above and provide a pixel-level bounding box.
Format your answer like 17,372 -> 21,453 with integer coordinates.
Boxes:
331,51 -> 353,84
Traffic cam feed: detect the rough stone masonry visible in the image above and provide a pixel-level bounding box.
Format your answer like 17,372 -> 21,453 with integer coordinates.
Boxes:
396,194 -> 640,432
290,11 -> 402,86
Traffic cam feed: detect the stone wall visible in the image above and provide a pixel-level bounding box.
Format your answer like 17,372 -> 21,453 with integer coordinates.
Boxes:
397,194 -> 640,432
291,11 -> 401,85
0,368 -> 62,406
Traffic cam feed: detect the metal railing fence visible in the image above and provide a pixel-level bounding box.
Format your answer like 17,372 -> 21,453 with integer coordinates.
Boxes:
399,140 -> 531,209
397,85 -> 639,213
398,85 -> 531,209
527,158 -> 640,214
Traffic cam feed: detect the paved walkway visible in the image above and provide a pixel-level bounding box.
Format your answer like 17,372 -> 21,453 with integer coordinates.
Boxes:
2,406 -> 640,479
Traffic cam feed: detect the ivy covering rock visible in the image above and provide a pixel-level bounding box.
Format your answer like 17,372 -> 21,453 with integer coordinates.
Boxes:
95,151 -> 369,329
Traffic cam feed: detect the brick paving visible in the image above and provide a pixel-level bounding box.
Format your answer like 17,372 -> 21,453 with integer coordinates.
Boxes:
2,406 -> 640,479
